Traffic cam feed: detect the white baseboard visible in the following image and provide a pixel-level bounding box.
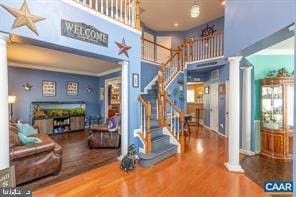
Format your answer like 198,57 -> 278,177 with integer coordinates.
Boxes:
224,162 -> 244,173
240,149 -> 255,156
203,125 -> 226,137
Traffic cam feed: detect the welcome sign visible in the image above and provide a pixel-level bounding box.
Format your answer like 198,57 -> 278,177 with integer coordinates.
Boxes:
61,19 -> 108,47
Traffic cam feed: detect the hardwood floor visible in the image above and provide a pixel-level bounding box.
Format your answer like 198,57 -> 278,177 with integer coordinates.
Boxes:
241,154 -> 292,188
34,126 -> 268,197
22,130 -> 119,191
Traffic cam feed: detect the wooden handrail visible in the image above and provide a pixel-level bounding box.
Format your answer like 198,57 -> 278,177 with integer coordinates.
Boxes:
161,51 -> 178,70
138,95 -> 149,108
142,38 -> 172,51
164,93 -> 182,115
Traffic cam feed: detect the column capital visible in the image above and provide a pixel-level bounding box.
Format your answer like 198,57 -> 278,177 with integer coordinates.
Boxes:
228,56 -> 243,64
118,61 -> 129,66
0,32 -> 9,43
240,66 -> 253,70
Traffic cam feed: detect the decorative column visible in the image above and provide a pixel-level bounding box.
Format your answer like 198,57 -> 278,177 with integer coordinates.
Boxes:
0,32 -> 9,170
119,61 -> 129,158
224,56 -> 244,173
241,66 -> 253,155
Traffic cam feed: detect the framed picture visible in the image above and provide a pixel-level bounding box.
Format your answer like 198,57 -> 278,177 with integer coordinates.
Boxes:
132,73 -> 139,88
42,80 -> 56,97
67,81 -> 79,96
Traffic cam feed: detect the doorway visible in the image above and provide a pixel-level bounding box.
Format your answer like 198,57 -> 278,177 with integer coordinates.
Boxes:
104,77 -> 122,122
209,83 -> 219,132
156,36 -> 172,63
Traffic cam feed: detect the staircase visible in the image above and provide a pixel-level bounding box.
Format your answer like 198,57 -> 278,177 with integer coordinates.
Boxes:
138,82 -> 178,167
137,32 -> 224,167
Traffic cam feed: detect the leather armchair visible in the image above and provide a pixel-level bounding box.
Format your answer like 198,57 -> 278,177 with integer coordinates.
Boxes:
9,122 -> 62,185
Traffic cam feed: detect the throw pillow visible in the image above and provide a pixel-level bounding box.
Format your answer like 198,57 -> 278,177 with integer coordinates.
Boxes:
18,132 -> 41,145
16,123 -> 38,136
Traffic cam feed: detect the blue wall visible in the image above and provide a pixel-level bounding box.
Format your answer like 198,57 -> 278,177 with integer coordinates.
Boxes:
8,67 -> 100,123
140,61 -> 159,91
0,0 -> 142,146
224,0 -> 295,57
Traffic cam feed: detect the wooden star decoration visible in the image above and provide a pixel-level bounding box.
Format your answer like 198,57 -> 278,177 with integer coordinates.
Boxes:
115,38 -> 131,58
1,0 -> 45,35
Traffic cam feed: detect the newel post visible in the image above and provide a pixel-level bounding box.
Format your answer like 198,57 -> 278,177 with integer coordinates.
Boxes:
135,0 -> 141,30
146,101 -> 152,153
180,112 -> 185,153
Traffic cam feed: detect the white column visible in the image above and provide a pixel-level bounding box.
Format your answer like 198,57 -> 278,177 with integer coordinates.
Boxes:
119,61 -> 129,158
224,56 -> 244,173
0,33 -> 9,170
240,66 -> 254,156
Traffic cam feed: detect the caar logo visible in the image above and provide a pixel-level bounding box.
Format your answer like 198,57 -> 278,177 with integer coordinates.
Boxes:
264,181 -> 293,193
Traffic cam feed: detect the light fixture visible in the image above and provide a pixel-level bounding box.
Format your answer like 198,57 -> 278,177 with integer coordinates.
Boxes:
174,23 -> 179,27
8,96 -> 16,120
22,82 -> 32,91
191,3 -> 200,18
86,85 -> 94,93
221,0 -> 225,6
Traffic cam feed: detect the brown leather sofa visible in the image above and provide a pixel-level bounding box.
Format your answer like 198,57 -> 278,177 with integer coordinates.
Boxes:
9,122 -> 62,185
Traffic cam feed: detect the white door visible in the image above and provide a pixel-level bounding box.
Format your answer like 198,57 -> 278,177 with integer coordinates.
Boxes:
210,83 -> 219,132
156,36 -> 172,63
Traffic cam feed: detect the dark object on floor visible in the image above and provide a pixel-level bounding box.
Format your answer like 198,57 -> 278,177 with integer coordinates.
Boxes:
120,144 -> 137,172
88,115 -> 121,149
9,121 -> 62,185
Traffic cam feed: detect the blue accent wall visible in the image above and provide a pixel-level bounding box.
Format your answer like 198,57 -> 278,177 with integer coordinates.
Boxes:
224,0 -> 295,57
0,0 -> 142,146
140,61 -> 159,91
8,67 -> 100,123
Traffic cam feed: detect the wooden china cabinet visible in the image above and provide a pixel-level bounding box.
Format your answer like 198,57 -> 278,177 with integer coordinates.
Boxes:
260,77 -> 294,161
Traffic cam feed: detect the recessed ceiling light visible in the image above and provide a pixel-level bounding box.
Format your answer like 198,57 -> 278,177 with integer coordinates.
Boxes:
174,23 -> 179,27
221,0 -> 225,6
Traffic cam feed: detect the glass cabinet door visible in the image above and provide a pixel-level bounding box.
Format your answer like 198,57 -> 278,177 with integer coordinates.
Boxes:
286,84 -> 294,131
261,85 -> 283,130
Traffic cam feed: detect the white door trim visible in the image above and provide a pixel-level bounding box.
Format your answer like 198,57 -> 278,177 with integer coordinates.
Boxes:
104,76 -> 121,122
210,83 -> 219,133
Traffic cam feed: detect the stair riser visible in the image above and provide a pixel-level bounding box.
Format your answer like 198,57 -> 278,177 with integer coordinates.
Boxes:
151,128 -> 163,138
152,137 -> 170,150
139,147 -> 178,168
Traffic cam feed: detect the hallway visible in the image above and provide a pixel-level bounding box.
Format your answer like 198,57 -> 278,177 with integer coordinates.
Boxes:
33,126 -> 267,196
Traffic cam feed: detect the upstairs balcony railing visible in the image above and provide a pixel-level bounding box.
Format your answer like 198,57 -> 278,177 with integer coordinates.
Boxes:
74,0 -> 140,29
141,32 -> 224,64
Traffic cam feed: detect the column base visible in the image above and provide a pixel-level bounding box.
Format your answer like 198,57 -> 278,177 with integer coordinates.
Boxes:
240,149 -> 255,156
224,162 -> 244,173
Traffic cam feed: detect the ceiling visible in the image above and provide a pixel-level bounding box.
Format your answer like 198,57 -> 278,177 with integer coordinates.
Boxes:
140,0 -> 224,31
7,43 -> 120,76
256,36 -> 295,55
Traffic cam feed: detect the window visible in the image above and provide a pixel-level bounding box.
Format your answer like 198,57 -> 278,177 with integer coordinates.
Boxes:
187,89 -> 195,102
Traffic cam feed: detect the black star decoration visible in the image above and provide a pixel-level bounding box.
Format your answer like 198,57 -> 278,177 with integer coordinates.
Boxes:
115,38 -> 131,58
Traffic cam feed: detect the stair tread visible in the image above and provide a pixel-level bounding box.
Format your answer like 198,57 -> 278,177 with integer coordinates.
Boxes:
151,134 -> 170,143
139,144 -> 178,160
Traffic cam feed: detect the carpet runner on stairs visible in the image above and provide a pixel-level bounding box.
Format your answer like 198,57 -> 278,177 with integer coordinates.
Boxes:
139,83 -> 178,168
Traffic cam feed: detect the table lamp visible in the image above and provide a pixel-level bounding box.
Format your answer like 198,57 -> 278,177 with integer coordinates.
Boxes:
8,96 -> 16,120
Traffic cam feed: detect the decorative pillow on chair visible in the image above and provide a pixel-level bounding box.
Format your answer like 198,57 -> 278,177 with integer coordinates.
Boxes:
16,123 -> 38,136
108,115 -> 120,132
18,132 -> 41,145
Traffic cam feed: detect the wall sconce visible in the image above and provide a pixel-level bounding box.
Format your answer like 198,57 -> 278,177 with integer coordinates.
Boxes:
22,82 -> 32,91
86,85 -> 94,93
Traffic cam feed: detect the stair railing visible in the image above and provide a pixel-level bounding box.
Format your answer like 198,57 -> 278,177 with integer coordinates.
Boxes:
163,93 -> 185,153
138,95 -> 152,153
142,38 -> 174,64
183,32 -> 224,62
73,0 -> 140,29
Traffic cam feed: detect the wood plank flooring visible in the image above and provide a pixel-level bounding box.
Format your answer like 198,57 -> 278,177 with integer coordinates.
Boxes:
34,126 -> 268,197
21,130 -> 119,191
